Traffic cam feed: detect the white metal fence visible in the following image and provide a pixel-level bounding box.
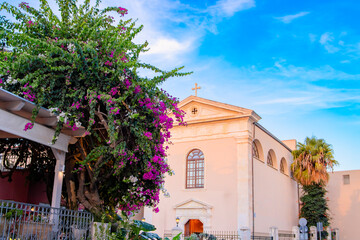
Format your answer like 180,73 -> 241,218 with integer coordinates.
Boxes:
0,200 -> 93,240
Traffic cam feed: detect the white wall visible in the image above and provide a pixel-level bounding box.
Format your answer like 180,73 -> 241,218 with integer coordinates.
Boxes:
253,125 -> 299,233
327,170 -> 360,240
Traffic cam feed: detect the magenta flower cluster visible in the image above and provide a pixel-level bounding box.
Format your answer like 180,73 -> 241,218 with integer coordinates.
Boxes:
19,2 -> 30,8
118,7 -> 128,16
22,83 -> 36,102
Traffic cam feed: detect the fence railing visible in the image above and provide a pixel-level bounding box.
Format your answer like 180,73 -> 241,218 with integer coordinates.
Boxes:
164,230 -> 276,240
251,236 -> 273,240
204,231 -> 240,239
251,232 -> 272,240
278,230 -> 294,240
0,199 -> 93,240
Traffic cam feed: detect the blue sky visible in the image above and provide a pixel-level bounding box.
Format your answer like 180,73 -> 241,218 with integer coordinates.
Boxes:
3,0 -> 360,170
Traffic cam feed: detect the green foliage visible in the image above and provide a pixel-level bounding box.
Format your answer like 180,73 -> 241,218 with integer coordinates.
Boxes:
4,209 -> 23,220
0,0 -> 189,216
300,184 -> 330,228
109,216 -> 160,240
184,233 -> 216,240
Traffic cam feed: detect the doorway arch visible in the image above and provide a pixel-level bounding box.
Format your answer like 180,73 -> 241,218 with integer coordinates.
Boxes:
184,219 -> 203,237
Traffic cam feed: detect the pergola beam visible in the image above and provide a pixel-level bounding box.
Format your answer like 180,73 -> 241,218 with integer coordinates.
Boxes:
0,108 -> 71,152
0,100 -> 26,111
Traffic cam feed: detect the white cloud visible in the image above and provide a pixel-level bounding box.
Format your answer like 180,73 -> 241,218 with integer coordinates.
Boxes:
275,11 -> 310,24
320,32 -> 333,44
209,0 -> 255,17
272,60 -> 360,81
319,32 -> 340,53
112,0 -> 256,67
142,37 -> 195,61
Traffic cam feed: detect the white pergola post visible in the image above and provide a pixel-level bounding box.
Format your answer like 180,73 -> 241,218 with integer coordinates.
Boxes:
51,148 -> 66,209
50,148 -> 66,231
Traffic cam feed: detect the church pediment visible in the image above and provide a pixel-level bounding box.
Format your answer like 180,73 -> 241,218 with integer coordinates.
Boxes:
174,198 -> 213,210
175,96 -> 261,124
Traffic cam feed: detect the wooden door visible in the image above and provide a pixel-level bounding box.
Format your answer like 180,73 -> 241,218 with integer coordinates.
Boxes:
184,219 -> 203,237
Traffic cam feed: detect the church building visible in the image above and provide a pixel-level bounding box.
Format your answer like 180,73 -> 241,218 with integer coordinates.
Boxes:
144,94 -> 299,237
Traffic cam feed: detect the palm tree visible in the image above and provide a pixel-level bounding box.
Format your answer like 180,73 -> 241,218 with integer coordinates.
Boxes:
291,136 -> 338,186
291,136 -> 338,231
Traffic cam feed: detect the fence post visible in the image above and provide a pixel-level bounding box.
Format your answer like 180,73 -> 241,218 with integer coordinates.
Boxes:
326,227 -> 331,240
269,226 -> 278,240
309,226 -> 317,240
334,228 -> 339,240
172,226 -> 182,239
292,226 -> 300,240
238,227 -> 250,240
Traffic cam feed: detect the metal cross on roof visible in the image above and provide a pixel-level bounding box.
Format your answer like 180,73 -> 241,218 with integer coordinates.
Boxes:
192,83 -> 201,96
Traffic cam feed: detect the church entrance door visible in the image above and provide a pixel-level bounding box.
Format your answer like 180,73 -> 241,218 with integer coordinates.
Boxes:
184,219 -> 203,237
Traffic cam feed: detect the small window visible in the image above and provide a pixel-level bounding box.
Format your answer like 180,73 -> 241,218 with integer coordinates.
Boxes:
186,149 -> 204,189
280,160 -> 285,173
267,152 -> 273,167
280,158 -> 287,175
343,175 -> 350,185
252,142 -> 259,159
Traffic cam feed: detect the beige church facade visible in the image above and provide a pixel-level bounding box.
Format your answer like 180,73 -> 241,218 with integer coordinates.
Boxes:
143,96 -> 300,236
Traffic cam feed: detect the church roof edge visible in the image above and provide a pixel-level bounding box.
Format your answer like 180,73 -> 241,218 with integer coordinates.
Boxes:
179,95 -> 261,122
254,122 -> 292,152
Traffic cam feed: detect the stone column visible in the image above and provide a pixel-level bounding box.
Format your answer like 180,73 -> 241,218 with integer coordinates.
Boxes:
236,135 -> 253,229
172,226 -> 182,239
309,226 -> 317,240
239,227 -> 251,240
292,226 -> 300,240
270,226 -> 279,240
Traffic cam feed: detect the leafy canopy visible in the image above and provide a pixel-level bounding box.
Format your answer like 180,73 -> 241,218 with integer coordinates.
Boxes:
0,0 -> 189,215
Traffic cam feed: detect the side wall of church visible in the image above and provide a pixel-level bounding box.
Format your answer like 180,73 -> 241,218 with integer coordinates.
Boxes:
253,126 -> 298,233
327,170 -> 360,240
152,118 -> 249,236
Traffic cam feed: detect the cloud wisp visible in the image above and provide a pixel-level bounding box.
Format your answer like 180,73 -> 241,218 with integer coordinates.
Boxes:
275,11 -> 310,24
208,0 -> 255,18
319,32 -> 340,53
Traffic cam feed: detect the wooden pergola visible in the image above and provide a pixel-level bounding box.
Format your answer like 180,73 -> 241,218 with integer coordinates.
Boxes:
0,88 -> 84,209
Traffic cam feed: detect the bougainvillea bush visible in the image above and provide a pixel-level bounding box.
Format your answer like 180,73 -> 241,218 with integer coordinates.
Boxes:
0,0 -> 188,217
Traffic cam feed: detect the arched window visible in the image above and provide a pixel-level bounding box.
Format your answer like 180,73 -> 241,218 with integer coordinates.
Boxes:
186,149 -> 204,189
252,142 -> 259,159
267,151 -> 273,167
280,158 -> 287,174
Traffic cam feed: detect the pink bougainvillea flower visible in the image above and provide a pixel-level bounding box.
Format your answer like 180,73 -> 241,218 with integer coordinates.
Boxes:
24,122 -> 34,131
144,131 -> 152,140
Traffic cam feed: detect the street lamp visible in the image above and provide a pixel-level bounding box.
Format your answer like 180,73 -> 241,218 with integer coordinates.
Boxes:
176,217 -> 180,227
